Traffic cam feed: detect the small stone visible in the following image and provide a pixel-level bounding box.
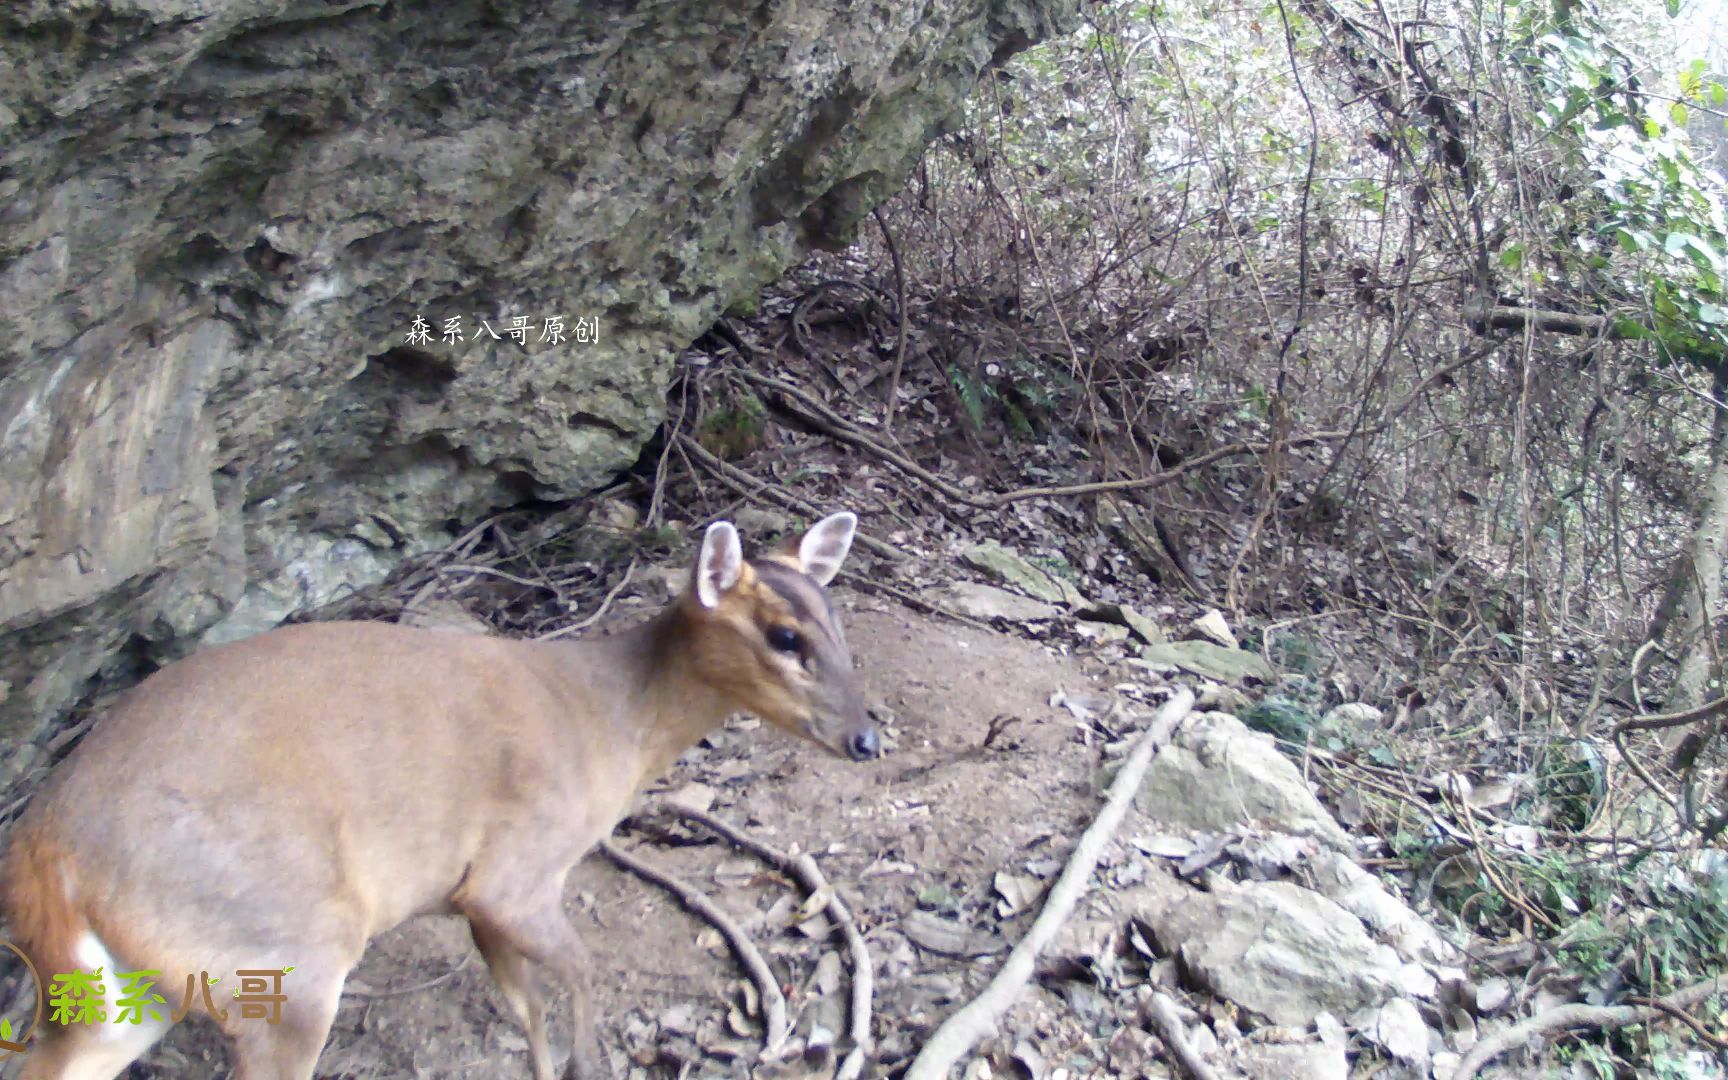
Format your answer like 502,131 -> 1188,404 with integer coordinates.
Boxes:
1189,608 -> 1238,648
1475,977 -> 1512,1016
1370,998 -> 1430,1065
944,582 -> 1060,622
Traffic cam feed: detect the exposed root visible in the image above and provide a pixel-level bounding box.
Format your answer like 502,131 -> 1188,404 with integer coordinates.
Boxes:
1141,992 -> 1221,1080
598,839 -> 790,1054
1453,974 -> 1728,1079
903,688 -> 1196,1079
652,804 -> 877,1080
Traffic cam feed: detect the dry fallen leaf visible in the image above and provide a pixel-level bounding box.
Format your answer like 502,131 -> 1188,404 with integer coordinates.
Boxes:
657,1002 -> 698,1035
903,909 -> 1008,957
1466,776 -> 1520,810
794,884 -> 836,923
695,928 -> 725,954
795,912 -> 835,940
725,1003 -> 756,1039
1132,834 -> 1196,859
663,781 -> 717,815
1500,825 -> 1541,852
994,870 -> 1045,917
812,951 -> 844,996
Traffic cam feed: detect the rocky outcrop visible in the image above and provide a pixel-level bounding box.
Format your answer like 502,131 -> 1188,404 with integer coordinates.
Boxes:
0,0 -> 1077,770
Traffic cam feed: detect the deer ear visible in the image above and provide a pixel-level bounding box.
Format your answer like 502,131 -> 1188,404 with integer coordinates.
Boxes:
796,512 -> 857,587
695,521 -> 743,608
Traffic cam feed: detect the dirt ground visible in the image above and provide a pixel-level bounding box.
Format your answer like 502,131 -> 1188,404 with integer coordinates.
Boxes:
126,591 -> 1139,1078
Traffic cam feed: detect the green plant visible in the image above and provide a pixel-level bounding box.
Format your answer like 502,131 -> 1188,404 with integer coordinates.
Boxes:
946,355 -> 1069,437
1521,10 -> 1728,367
949,364 -> 989,429
697,393 -> 767,459
1556,915 -> 1616,981
1556,1040 -> 1617,1080
1268,631 -> 1326,676
1631,874 -> 1728,993
1240,694 -> 1317,744
633,525 -> 683,552
1029,551 -> 1079,584
1533,739 -> 1608,833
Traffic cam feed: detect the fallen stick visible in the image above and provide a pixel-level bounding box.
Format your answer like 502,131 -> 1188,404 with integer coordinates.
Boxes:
1142,992 -> 1220,1080
1453,973 -> 1728,1079
903,688 -> 1196,1079
598,839 -> 790,1053
655,804 -> 877,1080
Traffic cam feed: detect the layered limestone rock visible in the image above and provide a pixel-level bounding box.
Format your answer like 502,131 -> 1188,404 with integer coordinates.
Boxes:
0,0 -> 1077,771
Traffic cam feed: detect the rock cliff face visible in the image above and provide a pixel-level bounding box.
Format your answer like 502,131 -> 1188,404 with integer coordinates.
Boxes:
0,0 -> 1076,773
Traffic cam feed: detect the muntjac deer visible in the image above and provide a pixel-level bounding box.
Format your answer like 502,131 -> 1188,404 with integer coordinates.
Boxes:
0,511 -> 877,1080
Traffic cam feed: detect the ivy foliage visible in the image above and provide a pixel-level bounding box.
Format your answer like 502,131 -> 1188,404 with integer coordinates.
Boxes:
1520,0 -> 1728,367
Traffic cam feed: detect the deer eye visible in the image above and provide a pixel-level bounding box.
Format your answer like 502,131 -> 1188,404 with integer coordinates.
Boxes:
766,626 -> 802,653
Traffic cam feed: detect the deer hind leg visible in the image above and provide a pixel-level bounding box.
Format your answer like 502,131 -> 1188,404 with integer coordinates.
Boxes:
459,890 -> 602,1080
224,959 -> 348,1080
469,917 -> 554,1080
15,1012 -> 169,1080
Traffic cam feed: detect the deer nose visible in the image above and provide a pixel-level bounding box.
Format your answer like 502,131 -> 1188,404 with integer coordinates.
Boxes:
847,725 -> 881,761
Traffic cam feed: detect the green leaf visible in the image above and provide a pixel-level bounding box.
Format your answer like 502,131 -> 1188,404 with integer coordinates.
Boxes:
1711,82 -> 1726,108
1666,232 -> 1703,259
1500,244 -> 1524,269
1,1018 -> 13,1040
1682,60 -> 1707,99
1670,102 -> 1690,128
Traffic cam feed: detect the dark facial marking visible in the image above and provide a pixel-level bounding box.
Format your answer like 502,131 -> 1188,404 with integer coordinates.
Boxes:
752,560 -> 835,636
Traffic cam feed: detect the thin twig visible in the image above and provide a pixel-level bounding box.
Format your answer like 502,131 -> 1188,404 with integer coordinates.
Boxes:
753,368 -> 1377,509
1141,993 -> 1221,1080
438,564 -> 560,592
834,569 -> 992,631
1442,787 -> 1558,933
1630,639 -> 1659,712
1617,691 -> 1728,733
537,558 -> 638,641
1452,974 -> 1728,1079
598,840 -> 790,1054
1625,993 -> 1728,1051
903,689 -> 1196,1079
653,805 -> 876,1080
873,207 -> 911,436
676,434 -> 904,562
